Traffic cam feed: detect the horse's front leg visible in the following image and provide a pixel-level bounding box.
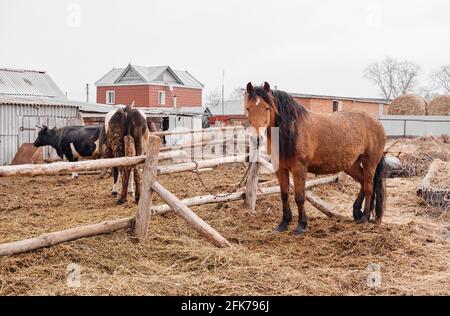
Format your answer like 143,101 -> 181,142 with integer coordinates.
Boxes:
275,168 -> 292,232
293,164 -> 307,236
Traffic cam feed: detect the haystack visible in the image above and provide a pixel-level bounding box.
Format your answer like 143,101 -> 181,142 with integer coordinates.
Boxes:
427,95 -> 450,116
388,94 -> 427,115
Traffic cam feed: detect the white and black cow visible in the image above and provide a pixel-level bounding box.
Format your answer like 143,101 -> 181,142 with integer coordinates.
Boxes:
99,104 -> 151,204
34,125 -> 101,178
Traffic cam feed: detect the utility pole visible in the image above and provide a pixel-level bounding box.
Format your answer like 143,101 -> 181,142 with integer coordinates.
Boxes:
221,69 -> 225,116
86,83 -> 89,103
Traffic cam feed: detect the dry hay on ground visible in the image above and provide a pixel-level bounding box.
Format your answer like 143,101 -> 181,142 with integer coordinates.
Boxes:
428,160 -> 450,189
388,94 -> 428,115
0,159 -> 449,296
387,136 -> 450,177
428,95 -> 450,116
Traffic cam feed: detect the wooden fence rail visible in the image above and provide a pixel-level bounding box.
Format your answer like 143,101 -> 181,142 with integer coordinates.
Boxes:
153,126 -> 244,137
0,176 -> 339,256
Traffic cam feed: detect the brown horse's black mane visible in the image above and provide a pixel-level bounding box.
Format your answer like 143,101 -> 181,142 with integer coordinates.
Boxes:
248,87 -> 308,159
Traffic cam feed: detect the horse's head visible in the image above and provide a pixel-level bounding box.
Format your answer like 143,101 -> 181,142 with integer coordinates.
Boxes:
245,82 -> 277,145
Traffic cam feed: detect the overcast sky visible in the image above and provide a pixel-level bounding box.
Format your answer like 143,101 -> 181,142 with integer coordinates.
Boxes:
1,0 -> 449,102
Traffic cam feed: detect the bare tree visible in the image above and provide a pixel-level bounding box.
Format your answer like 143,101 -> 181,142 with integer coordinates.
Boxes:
393,60 -> 420,96
431,65 -> 450,93
229,87 -> 244,100
364,57 -> 420,99
205,88 -> 221,108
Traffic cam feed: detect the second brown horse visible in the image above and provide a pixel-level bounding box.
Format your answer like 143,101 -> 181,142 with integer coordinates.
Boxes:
245,82 -> 387,236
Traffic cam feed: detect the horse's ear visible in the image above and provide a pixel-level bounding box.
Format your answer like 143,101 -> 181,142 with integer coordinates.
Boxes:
246,82 -> 254,95
263,82 -> 271,93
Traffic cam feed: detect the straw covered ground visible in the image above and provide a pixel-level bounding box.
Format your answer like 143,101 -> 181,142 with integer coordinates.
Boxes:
0,144 -> 449,296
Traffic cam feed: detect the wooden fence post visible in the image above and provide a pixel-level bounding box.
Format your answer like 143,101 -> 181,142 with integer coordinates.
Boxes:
243,162 -> 260,212
134,135 -> 161,242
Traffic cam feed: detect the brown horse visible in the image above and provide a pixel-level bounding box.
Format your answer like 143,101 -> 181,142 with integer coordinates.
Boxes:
245,82 -> 387,236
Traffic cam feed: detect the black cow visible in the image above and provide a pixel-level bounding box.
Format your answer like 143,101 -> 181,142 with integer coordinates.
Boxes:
34,125 -> 102,177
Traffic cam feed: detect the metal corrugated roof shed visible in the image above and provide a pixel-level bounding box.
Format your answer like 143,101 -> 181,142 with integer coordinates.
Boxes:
95,65 -> 204,89
0,68 -> 66,98
0,95 -> 78,107
208,100 -> 245,116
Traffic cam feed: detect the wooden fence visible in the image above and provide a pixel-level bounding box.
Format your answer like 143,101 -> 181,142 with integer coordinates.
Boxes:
0,127 -> 340,256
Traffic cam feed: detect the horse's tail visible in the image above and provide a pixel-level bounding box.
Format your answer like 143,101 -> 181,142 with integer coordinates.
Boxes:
372,157 -> 387,225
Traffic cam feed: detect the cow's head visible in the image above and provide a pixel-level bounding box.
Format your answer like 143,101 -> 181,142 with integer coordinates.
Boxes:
34,125 -> 54,147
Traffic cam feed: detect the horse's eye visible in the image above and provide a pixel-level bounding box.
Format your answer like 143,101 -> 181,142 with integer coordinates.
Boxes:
266,107 -> 270,111
246,108 -> 249,111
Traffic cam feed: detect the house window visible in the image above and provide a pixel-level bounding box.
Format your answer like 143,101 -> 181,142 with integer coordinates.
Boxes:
332,100 -> 341,112
158,91 -> 166,105
106,91 -> 115,105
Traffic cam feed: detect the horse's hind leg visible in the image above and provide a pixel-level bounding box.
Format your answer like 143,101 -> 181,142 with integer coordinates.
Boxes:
117,166 -> 130,205
345,160 -> 365,222
359,158 -> 378,224
112,167 -> 119,197
132,136 -> 143,204
275,168 -> 292,232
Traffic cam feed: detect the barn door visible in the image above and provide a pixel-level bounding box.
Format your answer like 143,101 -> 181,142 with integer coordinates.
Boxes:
18,115 -> 55,159
18,115 -> 38,144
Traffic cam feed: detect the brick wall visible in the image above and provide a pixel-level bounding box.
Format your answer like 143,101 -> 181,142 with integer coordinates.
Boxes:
97,85 -> 202,108
294,97 -> 390,118
97,86 -> 150,107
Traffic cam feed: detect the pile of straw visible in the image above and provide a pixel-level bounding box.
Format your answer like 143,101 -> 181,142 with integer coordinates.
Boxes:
429,159 -> 450,189
388,94 -> 427,115
427,95 -> 450,116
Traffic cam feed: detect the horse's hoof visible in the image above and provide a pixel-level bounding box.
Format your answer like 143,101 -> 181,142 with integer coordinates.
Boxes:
356,217 -> 369,225
353,210 -> 363,221
275,222 -> 290,232
111,192 -> 118,197
294,226 -> 307,237
116,198 -> 126,205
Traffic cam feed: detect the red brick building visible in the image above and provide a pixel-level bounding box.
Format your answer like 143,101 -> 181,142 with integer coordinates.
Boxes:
291,93 -> 391,118
208,92 -> 391,126
95,64 -> 203,108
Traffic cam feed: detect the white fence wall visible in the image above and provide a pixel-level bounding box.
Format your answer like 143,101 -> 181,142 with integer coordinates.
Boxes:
165,115 -> 203,146
379,115 -> 450,137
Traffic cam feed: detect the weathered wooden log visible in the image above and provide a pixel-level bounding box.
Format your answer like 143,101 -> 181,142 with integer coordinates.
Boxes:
0,218 -> 133,257
151,177 -> 338,215
158,150 -> 187,161
258,158 -> 341,218
243,162 -> 260,212
158,155 -> 247,175
151,181 -> 231,248
153,126 -> 244,137
0,150 -> 186,178
134,136 -> 161,242
160,139 -> 248,153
